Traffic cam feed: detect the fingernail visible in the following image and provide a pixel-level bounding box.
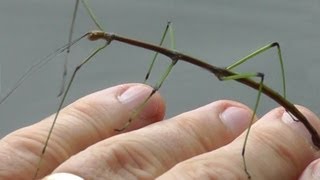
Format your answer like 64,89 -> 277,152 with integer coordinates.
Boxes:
282,111 -> 312,145
118,85 -> 151,110
220,107 -> 252,135
43,173 -> 84,180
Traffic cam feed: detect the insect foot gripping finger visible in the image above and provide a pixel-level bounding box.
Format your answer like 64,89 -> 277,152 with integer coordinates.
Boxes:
284,110 -> 300,122
286,111 -> 320,149
114,118 -> 133,132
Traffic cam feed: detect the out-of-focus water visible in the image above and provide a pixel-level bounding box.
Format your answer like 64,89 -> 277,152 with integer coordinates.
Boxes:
0,0 -> 320,137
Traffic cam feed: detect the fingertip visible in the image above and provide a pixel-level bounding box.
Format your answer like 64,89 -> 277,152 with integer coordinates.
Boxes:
232,105 -> 320,179
65,83 -> 166,132
220,106 -> 253,136
300,159 -> 320,180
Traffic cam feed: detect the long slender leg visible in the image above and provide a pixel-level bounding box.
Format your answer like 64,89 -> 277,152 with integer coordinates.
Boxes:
57,0 -> 105,100
34,2 -> 107,177
115,23 -> 177,131
58,0 -> 80,97
144,21 -> 172,82
227,42 -> 286,98
221,72 -> 264,179
58,0 -> 105,97
221,43 -> 286,178
227,43 -> 299,124
33,42 -> 108,179
115,58 -> 179,131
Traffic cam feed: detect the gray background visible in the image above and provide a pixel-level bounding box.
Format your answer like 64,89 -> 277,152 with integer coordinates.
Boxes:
0,0 -> 320,137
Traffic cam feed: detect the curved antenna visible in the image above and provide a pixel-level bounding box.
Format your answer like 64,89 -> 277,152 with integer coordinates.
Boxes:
81,0 -> 104,31
0,33 -> 88,105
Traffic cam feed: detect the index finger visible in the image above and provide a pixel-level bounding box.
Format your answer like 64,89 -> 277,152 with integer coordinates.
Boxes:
0,83 -> 165,179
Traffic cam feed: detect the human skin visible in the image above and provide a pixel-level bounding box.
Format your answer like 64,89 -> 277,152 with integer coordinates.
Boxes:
0,83 -> 320,180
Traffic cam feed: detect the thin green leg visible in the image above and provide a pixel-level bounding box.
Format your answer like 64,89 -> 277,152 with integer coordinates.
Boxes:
221,72 -> 264,179
222,42 -> 286,179
115,58 -> 179,131
116,23 -> 177,131
35,1 -> 107,176
72,2 -> 178,132
228,43 -> 297,123
33,42 -> 108,180
227,42 -> 286,98
58,0 -> 80,97
144,21 -> 172,82
168,22 -> 176,50
59,0 -> 105,97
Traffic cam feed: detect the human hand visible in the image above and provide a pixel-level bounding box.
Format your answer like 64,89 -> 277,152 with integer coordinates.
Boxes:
0,83 -> 319,179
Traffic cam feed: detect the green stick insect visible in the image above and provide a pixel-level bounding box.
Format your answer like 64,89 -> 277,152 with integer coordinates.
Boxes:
0,0 -> 319,179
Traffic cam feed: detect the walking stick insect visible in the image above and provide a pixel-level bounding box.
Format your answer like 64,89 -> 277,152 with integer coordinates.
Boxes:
0,0 -> 319,179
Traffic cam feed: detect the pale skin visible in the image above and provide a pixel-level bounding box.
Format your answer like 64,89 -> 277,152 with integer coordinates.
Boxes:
0,83 -> 320,179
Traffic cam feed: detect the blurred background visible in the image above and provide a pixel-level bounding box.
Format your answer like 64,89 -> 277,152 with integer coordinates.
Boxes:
0,0 -> 320,137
